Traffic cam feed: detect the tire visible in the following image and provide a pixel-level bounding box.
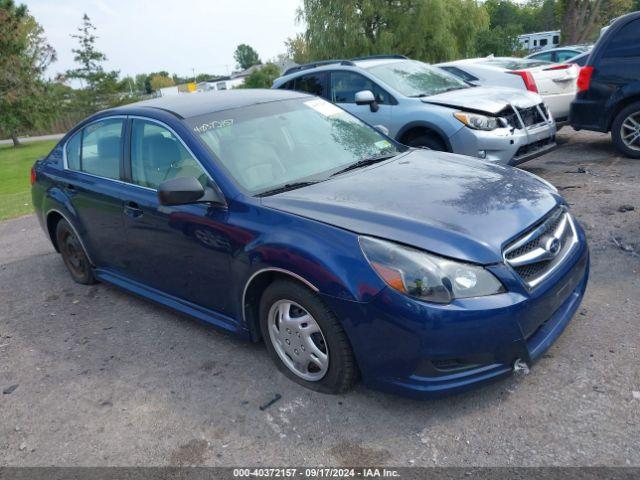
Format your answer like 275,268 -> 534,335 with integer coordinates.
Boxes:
259,279 -> 357,394
56,219 -> 96,285
611,101 -> 640,159
405,132 -> 448,151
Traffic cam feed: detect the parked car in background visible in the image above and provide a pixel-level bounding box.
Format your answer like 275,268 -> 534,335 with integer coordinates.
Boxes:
525,45 -> 592,63
273,56 -> 556,166
570,11 -> 640,158
31,89 -> 589,398
566,52 -> 590,67
437,57 -> 579,126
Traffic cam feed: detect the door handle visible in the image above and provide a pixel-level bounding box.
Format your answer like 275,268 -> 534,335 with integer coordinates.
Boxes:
124,201 -> 144,218
65,184 -> 78,196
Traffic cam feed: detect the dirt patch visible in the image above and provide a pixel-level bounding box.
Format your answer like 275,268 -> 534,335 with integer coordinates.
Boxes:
328,441 -> 392,466
169,439 -> 209,466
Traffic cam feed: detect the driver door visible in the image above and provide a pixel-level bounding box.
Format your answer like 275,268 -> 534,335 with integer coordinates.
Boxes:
329,71 -> 393,130
120,117 -> 234,316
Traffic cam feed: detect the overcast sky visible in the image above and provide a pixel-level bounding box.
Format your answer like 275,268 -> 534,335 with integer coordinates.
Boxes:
23,0 -> 304,79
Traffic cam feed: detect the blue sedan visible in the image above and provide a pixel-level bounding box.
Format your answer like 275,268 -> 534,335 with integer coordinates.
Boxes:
31,89 -> 589,398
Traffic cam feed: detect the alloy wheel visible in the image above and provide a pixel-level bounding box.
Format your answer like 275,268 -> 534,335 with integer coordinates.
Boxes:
267,299 -> 329,381
621,112 -> 640,151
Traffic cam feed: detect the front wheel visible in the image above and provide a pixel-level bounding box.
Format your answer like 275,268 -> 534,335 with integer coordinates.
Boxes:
259,280 -> 357,394
611,101 -> 640,159
56,219 -> 96,285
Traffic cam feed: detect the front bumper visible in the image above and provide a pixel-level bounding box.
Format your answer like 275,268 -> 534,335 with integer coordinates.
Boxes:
323,229 -> 589,399
450,121 -> 557,166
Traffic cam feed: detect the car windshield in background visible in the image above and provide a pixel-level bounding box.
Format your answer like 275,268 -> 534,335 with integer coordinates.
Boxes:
365,60 -> 470,98
188,98 -> 401,195
480,58 -> 551,70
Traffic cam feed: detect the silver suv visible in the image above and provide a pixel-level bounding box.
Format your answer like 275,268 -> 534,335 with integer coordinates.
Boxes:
272,55 -> 557,166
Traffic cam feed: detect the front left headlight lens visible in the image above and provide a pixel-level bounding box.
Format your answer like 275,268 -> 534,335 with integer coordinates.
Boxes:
359,236 -> 504,304
454,111 -> 502,131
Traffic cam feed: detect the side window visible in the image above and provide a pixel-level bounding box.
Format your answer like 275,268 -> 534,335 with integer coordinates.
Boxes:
330,71 -> 390,104
604,20 -> 640,58
540,39 -> 548,47
531,51 -> 553,62
65,131 -> 81,170
80,118 -> 124,180
557,51 -> 578,62
553,35 -> 560,44
293,73 -> 328,98
130,119 -> 207,190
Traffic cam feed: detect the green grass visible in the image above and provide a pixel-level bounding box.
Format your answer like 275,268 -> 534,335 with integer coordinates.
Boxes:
0,140 -> 57,220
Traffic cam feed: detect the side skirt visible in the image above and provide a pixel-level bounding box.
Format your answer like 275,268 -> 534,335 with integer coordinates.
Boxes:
93,268 -> 250,340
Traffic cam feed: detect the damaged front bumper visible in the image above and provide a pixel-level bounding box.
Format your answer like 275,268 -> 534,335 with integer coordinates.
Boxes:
449,106 -> 557,166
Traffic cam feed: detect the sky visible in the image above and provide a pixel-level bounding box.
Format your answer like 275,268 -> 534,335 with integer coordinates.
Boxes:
23,0 -> 304,80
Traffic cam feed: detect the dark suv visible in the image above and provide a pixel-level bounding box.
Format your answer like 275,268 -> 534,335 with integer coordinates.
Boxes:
570,11 -> 640,158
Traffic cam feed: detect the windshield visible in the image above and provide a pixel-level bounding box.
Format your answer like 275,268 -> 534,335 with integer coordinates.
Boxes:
365,60 -> 469,97
188,98 -> 401,195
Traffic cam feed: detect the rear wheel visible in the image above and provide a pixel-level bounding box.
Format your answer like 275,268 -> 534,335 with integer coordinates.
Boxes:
56,219 -> 96,285
404,131 -> 448,151
611,101 -> 640,159
259,280 -> 357,394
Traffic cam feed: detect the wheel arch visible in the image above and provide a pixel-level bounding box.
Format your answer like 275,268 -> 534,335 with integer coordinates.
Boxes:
396,121 -> 452,151
242,268 -> 319,342
45,208 -> 95,266
607,93 -> 640,131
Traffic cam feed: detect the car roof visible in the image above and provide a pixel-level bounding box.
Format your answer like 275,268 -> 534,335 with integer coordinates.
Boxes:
275,56 -> 411,84
114,89 -> 310,119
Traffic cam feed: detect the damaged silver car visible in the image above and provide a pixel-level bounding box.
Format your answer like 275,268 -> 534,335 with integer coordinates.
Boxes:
273,55 -> 557,166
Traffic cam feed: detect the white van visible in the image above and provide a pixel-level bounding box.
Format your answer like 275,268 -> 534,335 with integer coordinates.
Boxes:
517,31 -> 561,52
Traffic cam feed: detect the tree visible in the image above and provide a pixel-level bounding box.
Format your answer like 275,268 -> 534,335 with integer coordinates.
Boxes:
149,73 -> 174,91
234,44 -> 261,70
294,0 -> 489,64
285,33 -> 311,64
0,0 -> 56,146
238,63 -> 282,89
559,0 -> 634,43
65,14 -> 119,113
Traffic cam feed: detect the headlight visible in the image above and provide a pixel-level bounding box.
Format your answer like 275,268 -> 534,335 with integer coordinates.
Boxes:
359,236 -> 504,304
454,112 -> 503,131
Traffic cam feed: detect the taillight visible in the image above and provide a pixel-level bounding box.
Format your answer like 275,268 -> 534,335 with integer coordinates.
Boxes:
577,66 -> 594,92
30,166 -> 36,185
509,70 -> 538,93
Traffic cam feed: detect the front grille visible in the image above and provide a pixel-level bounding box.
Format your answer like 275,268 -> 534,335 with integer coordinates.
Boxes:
504,207 -> 578,288
517,104 -> 547,127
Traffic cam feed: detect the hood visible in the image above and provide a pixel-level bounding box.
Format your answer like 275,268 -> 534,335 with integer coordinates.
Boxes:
422,86 -> 541,115
261,150 -> 560,264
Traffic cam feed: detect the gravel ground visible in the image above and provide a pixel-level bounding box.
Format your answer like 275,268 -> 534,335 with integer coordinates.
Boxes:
0,129 -> 638,467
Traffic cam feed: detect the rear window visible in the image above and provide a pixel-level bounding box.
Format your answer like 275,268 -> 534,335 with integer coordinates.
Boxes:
438,66 -> 479,83
604,19 -> 640,58
481,58 -> 551,70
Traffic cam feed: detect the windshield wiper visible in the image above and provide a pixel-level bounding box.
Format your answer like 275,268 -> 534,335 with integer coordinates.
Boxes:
257,181 -> 319,197
331,154 -> 397,177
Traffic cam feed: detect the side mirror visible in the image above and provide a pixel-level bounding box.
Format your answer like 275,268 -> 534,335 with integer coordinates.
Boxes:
158,176 -> 223,206
355,90 -> 379,112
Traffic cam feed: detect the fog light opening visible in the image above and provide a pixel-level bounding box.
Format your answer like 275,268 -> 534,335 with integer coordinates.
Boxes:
477,150 -> 487,159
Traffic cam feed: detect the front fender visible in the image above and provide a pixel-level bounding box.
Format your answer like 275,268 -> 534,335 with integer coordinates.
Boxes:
231,203 -> 386,310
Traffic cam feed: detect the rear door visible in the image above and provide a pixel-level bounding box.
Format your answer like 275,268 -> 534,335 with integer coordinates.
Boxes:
329,71 -> 393,130
62,117 -> 129,269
